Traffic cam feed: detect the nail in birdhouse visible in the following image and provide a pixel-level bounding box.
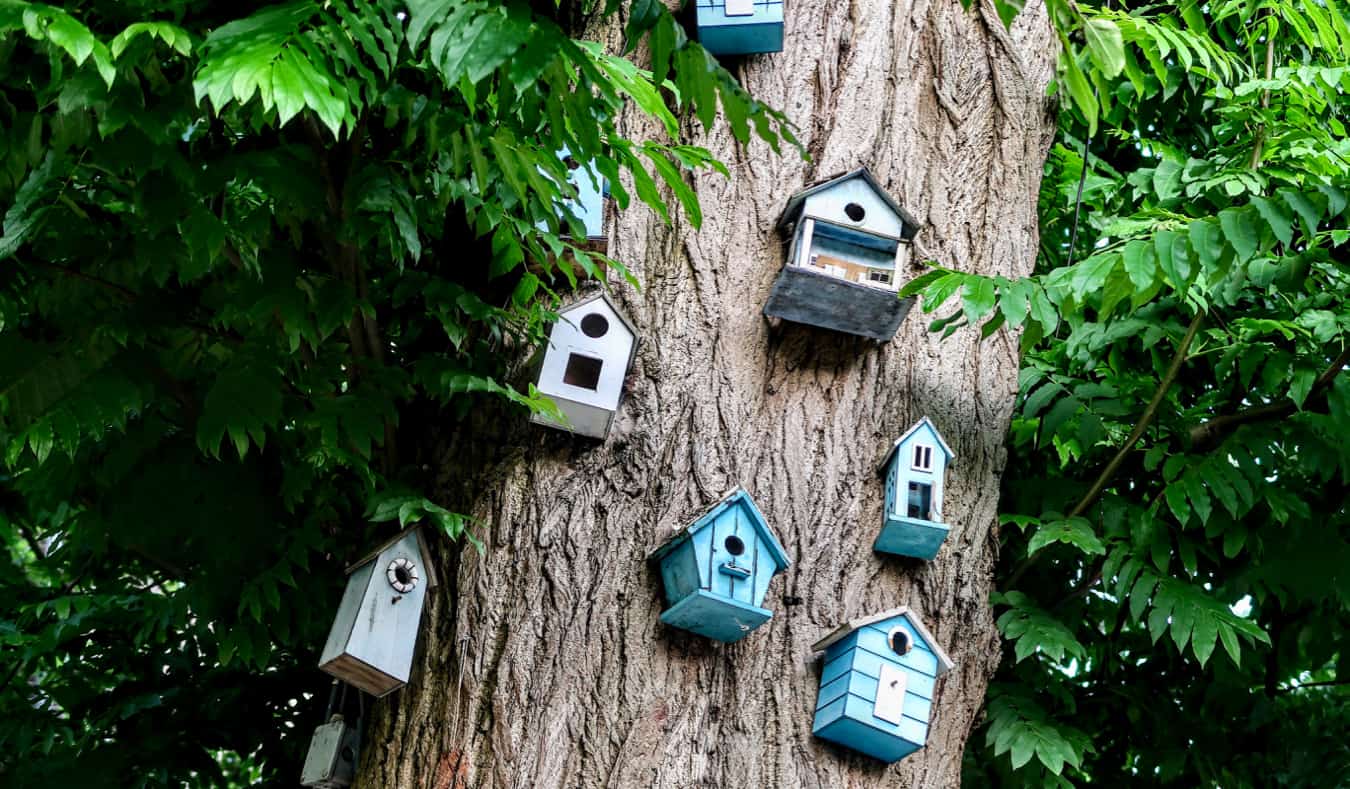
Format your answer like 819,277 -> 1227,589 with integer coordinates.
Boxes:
812,606 -> 955,763
300,715 -> 360,788
318,526 -> 437,697
648,486 -> 791,642
695,0 -> 784,56
531,291 -> 638,439
875,417 -> 954,560
765,168 -> 920,340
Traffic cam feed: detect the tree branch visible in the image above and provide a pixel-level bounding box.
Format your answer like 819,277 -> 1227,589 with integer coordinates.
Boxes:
1188,344 -> 1350,452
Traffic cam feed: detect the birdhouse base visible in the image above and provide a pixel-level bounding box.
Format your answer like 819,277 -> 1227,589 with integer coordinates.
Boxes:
530,397 -> 615,439
319,652 -> 404,698
873,516 -> 950,560
763,266 -> 914,341
659,589 -> 773,643
812,696 -> 924,763
695,1 -> 784,56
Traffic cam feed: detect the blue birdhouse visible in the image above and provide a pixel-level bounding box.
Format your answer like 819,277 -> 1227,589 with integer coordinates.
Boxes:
764,168 -> 921,340
648,487 -> 791,642
875,417 -> 955,560
695,0 -> 784,56
812,606 -> 955,763
539,148 -> 606,241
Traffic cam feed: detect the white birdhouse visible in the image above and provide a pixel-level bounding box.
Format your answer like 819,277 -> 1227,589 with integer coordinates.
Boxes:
318,526 -> 437,697
531,291 -> 638,439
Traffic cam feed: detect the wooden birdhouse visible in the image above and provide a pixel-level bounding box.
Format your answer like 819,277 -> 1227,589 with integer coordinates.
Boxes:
812,606 -> 955,763
648,487 -> 791,642
875,417 -> 955,560
556,149 -> 606,241
695,0 -> 785,56
531,291 -> 638,439
300,715 -> 360,788
764,168 -> 921,340
318,526 -> 437,697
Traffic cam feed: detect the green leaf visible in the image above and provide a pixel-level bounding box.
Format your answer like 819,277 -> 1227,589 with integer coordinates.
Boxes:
1084,18 -> 1126,78
1027,517 -> 1106,556
1251,196 -> 1293,247
1218,207 -> 1259,261
962,276 -> 997,321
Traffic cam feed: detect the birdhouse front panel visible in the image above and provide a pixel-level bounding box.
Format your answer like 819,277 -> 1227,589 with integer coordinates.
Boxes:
300,717 -> 360,788
875,418 -> 955,560
695,0 -> 785,56
319,529 -> 435,697
650,488 -> 791,643
532,293 -> 638,439
765,169 -> 920,340
811,608 -> 954,764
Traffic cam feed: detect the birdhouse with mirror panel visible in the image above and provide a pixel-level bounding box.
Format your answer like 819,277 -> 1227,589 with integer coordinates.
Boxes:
764,168 -> 921,340
544,148 -> 606,242
648,487 -> 791,642
318,526 -> 437,697
875,417 -> 954,560
531,291 -> 638,439
695,0 -> 785,56
812,606 -> 955,763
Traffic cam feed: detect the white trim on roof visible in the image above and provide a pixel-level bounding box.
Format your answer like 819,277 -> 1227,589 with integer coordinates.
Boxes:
878,416 -> 956,473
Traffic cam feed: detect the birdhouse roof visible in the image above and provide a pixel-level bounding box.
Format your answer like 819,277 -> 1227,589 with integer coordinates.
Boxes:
811,606 -> 956,675
775,168 -> 920,240
647,486 -> 791,571
878,416 -> 956,473
556,289 -> 640,369
346,524 -> 439,588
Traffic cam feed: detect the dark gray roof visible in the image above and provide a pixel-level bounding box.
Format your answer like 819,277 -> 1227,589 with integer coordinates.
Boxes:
346,525 -> 439,588
775,168 -> 920,240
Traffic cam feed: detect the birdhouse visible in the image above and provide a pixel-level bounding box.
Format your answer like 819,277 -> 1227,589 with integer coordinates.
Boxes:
300,715 -> 360,788
318,526 -> 437,697
547,148 -> 606,241
648,487 -> 791,642
531,291 -> 638,439
875,417 -> 955,560
764,168 -> 921,340
695,0 -> 785,56
812,606 -> 955,763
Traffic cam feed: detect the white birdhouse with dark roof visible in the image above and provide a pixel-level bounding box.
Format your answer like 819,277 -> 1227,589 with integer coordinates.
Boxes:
764,168 -> 921,340
876,417 -> 955,560
319,526 -> 437,697
531,291 -> 638,439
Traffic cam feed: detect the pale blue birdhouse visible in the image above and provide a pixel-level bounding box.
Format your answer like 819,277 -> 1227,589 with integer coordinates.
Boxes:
875,417 -> 955,560
812,606 -> 955,763
695,0 -> 784,56
540,148 -> 606,241
319,526 -> 437,697
764,168 -> 921,340
648,487 -> 791,642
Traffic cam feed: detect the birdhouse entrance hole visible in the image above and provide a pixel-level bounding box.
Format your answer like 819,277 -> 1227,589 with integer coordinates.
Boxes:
386,557 -> 420,593
580,313 -> 609,338
563,353 -> 603,390
888,628 -> 913,656
724,535 -> 746,555
906,482 -> 932,520
844,202 -> 866,222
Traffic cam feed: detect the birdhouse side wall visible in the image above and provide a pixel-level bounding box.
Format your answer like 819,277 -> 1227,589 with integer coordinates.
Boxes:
657,539 -> 702,605
800,178 -> 906,239
342,533 -> 430,688
319,561 -> 375,667
888,432 -> 947,523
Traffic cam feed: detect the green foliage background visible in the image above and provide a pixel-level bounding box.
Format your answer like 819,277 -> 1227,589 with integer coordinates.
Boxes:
0,0 -> 1346,787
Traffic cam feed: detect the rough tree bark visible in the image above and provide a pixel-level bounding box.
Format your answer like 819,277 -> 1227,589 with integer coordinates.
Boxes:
363,1 -> 1056,786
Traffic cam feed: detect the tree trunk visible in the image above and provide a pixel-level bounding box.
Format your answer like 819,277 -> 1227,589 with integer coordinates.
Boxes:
362,1 -> 1056,786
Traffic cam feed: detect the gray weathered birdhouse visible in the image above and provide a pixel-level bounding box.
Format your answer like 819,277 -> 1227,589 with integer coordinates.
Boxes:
531,291 -> 639,439
300,714 -> 360,788
318,526 -> 437,697
764,168 -> 920,340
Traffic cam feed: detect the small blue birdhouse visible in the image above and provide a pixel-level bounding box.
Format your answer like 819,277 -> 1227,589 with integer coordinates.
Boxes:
875,417 -> 955,560
764,168 -> 921,340
695,0 -> 785,56
539,148 -> 607,241
648,487 -> 791,642
812,606 -> 955,763
318,526 -> 437,697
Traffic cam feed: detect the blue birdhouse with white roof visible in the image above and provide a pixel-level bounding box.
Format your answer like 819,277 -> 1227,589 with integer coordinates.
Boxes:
812,606 -> 955,763
695,0 -> 784,56
765,168 -> 920,340
875,417 -> 955,560
648,487 -> 791,642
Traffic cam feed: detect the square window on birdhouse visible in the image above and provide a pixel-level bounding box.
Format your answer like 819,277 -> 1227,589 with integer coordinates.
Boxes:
875,418 -> 955,561
648,487 -> 791,643
764,169 -> 922,340
531,292 -> 639,439
811,607 -> 955,763
694,0 -> 784,56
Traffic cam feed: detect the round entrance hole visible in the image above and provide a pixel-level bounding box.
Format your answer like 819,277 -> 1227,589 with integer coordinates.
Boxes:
580,313 -> 610,338
888,627 -> 913,656
724,535 -> 746,556
386,557 -> 419,593
340,746 -> 356,763
844,202 -> 866,222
